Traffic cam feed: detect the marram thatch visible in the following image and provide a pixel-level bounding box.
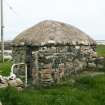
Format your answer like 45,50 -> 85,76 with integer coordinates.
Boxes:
13,20 -> 96,45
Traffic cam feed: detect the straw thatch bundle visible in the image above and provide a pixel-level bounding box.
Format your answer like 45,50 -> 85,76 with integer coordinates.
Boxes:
13,20 -> 96,45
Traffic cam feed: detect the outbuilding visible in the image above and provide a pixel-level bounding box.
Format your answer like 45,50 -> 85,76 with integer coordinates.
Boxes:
12,20 -> 97,86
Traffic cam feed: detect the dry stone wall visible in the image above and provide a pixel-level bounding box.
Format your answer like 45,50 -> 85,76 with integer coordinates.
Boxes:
12,47 -> 26,63
12,45 -> 104,87
12,46 -> 26,83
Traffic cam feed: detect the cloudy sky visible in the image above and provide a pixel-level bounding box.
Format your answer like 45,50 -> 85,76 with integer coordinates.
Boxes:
1,0 -> 105,40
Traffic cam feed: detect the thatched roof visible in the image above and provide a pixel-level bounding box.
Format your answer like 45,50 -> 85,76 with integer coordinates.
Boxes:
13,20 -> 96,46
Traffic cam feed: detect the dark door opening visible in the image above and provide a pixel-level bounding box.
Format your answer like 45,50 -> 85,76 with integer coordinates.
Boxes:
26,47 -> 32,78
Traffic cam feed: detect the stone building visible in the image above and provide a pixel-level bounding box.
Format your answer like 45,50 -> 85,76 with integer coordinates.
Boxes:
12,20 -> 99,87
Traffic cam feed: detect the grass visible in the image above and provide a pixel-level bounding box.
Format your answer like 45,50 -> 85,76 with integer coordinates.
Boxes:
96,45 -> 105,57
0,61 -> 12,76
0,45 -> 105,105
0,75 -> 105,105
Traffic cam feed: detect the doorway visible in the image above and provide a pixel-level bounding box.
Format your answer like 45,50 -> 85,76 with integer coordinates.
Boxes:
26,47 -> 32,78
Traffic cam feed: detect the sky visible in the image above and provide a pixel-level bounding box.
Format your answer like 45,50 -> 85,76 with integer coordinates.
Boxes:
1,0 -> 105,40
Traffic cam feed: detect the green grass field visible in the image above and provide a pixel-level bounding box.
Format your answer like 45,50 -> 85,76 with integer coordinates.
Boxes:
96,45 -> 105,57
0,61 -> 12,76
0,75 -> 105,105
0,45 -> 105,105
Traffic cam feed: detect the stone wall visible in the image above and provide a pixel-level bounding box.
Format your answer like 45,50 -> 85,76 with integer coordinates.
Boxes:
12,45 -> 105,87
12,46 -> 26,63
12,46 -> 26,83
31,45 -> 99,86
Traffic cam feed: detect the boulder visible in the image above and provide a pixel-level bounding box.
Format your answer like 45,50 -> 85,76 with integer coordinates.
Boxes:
8,78 -> 23,87
8,80 -> 18,87
15,78 -> 24,87
0,83 -> 8,88
0,76 -> 8,88
88,63 -> 96,68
